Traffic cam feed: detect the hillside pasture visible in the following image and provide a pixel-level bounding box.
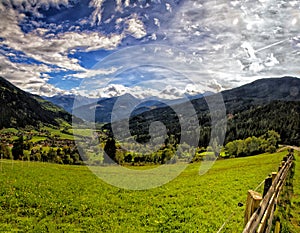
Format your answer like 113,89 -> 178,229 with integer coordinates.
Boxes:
0,151 -> 287,232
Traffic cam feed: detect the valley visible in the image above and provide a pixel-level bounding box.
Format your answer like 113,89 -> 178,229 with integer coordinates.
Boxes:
0,76 -> 299,232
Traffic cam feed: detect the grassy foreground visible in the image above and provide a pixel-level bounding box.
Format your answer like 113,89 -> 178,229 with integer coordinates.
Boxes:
288,151 -> 300,232
0,151 -> 287,232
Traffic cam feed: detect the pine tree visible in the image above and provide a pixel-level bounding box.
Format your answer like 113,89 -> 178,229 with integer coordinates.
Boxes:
12,136 -> 24,160
103,138 -> 117,164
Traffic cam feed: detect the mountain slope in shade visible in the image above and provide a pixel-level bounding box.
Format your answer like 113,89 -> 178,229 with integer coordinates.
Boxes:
190,76 -> 300,113
0,77 -> 74,129
221,76 -> 300,112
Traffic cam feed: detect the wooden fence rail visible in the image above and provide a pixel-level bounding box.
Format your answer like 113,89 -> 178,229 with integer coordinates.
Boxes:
242,152 -> 294,233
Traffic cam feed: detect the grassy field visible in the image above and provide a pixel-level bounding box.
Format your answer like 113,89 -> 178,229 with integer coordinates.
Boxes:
288,151 -> 300,232
0,151 -> 288,232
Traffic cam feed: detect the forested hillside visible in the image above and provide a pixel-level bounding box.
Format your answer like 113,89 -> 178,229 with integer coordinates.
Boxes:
0,77 -> 75,128
103,77 -> 300,150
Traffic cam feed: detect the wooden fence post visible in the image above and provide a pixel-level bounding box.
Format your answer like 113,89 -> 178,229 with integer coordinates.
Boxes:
243,154 -> 294,232
263,176 -> 272,197
271,172 -> 277,183
278,161 -> 285,171
244,190 -> 262,225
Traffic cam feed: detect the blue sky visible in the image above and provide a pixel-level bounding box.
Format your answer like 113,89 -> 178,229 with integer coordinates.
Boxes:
0,0 -> 300,98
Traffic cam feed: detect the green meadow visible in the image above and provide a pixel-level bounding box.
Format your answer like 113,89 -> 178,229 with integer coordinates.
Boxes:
0,151 -> 289,232
282,151 -> 300,232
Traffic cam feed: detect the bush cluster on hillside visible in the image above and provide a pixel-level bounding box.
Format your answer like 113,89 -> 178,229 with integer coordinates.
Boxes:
224,130 -> 280,158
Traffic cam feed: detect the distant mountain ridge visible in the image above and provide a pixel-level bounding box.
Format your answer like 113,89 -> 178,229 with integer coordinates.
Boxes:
0,77 -> 74,129
221,76 -> 300,112
43,94 -> 98,114
48,91 -> 214,123
102,76 -> 300,146
189,76 -> 300,114
72,76 -> 300,123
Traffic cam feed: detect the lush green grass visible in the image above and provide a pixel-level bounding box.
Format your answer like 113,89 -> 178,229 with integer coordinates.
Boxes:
289,151 -> 300,232
0,151 -> 287,232
0,128 -> 18,134
29,136 -> 47,143
41,126 -> 74,140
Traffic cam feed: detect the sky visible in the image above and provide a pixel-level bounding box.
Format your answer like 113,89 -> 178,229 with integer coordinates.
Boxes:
0,0 -> 300,98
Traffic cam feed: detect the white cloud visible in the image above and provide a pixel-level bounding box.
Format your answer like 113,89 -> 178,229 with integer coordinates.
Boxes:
2,0 -> 71,17
71,67 -> 118,79
0,54 -> 67,96
184,83 -> 204,95
264,53 -> 279,67
154,18 -> 160,27
100,84 -> 128,98
207,79 -> 224,92
115,0 -> 123,12
89,0 -> 105,26
1,0 -> 299,98
150,33 -> 157,40
160,85 -> 183,98
124,0 -> 130,8
0,0 -> 127,96
125,14 -> 147,39
163,0 -> 300,85
0,8 -> 124,71
77,80 -> 207,99
166,3 -> 172,12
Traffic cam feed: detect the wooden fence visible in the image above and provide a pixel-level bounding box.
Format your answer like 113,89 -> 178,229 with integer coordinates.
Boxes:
242,152 -> 294,233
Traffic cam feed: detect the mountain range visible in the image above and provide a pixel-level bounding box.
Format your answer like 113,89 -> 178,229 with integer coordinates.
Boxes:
102,76 -> 300,146
44,77 -> 300,124
1,76 -> 299,146
44,92 -> 213,123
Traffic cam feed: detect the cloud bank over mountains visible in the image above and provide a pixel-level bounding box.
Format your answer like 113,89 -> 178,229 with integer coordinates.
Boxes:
0,0 -> 299,98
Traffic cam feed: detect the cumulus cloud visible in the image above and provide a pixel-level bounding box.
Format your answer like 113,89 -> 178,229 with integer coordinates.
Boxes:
0,0 -> 126,95
77,78 -> 208,99
0,11 -> 124,71
184,83 -> 204,95
1,0 -> 71,17
125,14 -> 147,39
2,0 -> 299,98
207,79 -> 223,92
163,0 -> 300,86
0,0 -> 163,96
101,84 -> 128,97
70,67 -> 118,79
0,54 -> 67,96
160,85 -> 183,98
89,0 -> 105,26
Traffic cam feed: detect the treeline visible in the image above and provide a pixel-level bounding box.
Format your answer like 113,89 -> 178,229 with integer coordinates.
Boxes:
224,130 -> 280,158
0,136 -> 83,165
0,130 -> 282,166
102,136 -> 182,165
100,130 -> 281,165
